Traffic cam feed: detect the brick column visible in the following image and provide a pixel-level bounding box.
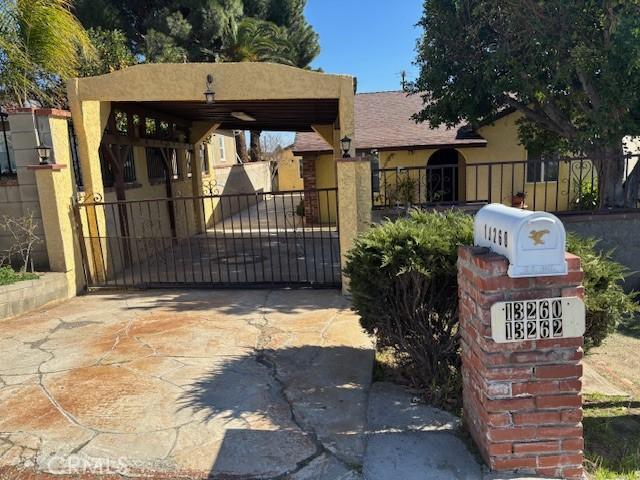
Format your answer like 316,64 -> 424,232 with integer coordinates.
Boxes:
301,154 -> 320,224
458,246 -> 584,479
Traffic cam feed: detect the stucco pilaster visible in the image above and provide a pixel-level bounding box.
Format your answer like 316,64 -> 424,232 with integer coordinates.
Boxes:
337,158 -> 372,293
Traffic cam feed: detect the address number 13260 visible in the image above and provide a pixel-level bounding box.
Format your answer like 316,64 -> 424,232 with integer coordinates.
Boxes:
489,297 -> 585,344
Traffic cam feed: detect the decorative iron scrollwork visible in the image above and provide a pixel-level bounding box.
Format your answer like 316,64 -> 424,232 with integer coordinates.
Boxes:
203,179 -> 220,196
76,192 -> 103,204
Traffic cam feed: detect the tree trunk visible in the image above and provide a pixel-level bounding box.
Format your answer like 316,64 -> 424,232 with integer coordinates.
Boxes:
250,130 -> 262,162
591,143 -> 626,208
235,130 -> 249,163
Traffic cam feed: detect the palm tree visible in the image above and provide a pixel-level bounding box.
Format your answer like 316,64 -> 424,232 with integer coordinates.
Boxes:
222,17 -> 294,162
222,17 -> 294,65
0,0 -> 93,107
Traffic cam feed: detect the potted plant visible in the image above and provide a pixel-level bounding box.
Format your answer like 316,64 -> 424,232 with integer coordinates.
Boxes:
392,175 -> 417,214
511,191 -> 527,209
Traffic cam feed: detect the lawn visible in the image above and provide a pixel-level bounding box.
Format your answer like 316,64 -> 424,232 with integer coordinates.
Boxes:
0,266 -> 38,286
583,394 -> 640,479
583,324 -> 640,480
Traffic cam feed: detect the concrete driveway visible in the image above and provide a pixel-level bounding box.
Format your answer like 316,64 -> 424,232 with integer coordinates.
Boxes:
0,290 -> 373,479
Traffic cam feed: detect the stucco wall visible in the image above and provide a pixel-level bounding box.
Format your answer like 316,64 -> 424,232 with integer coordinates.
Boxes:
206,130 -> 237,167
202,161 -> 272,226
308,153 -> 338,223
560,211 -> 640,291
0,112 -> 68,270
277,149 -> 304,191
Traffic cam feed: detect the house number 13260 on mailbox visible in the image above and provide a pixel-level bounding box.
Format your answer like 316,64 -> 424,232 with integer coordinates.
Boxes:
490,297 -> 585,343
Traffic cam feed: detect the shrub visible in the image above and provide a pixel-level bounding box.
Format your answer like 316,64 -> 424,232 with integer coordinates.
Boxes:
345,210 -> 637,409
344,209 -> 473,409
0,266 -> 38,286
566,233 -> 638,349
573,178 -> 599,211
0,213 -> 41,272
391,174 -> 417,206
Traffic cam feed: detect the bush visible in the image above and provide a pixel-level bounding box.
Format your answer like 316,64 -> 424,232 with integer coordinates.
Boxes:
345,210 -> 637,409
0,266 -> 38,286
344,209 -> 473,409
566,234 -> 638,349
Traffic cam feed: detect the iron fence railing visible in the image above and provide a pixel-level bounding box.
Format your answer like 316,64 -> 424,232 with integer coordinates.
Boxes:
372,155 -> 640,214
0,112 -> 15,176
68,120 -> 83,190
74,188 -> 340,288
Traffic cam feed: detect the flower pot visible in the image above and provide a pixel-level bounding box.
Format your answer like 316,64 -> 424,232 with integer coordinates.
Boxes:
511,193 -> 527,209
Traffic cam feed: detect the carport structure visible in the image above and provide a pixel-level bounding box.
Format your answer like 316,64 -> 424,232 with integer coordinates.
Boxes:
65,63 -> 369,290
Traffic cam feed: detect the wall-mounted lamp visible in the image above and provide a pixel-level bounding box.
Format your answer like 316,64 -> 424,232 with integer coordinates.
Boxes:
35,144 -> 51,165
204,74 -> 215,104
340,136 -> 352,158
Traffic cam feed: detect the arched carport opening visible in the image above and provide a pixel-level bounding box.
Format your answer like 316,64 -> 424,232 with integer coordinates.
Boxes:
426,148 -> 465,203
67,63 -> 355,289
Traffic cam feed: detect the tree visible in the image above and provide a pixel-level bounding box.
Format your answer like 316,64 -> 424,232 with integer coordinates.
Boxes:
222,17 -> 293,64
78,28 -> 136,77
0,0 -> 93,106
413,0 -> 640,208
221,16 -> 294,161
74,0 -> 244,62
250,0 -> 319,68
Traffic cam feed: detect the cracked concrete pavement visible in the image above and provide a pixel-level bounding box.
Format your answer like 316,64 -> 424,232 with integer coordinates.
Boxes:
0,289 -> 373,479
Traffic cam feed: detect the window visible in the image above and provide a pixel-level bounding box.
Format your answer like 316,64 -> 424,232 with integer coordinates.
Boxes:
370,151 -> 380,192
186,149 -> 193,177
0,123 -> 15,175
218,135 -> 226,161
299,158 -> 304,179
526,149 -> 559,183
146,148 -> 179,182
99,146 -> 136,187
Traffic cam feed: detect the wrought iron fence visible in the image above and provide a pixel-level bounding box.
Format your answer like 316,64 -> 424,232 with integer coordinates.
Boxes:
74,188 -> 341,288
0,112 -> 15,176
372,155 -> 640,214
68,120 -> 83,190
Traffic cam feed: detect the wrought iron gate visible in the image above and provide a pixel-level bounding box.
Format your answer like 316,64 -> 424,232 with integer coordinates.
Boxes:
75,188 -> 341,289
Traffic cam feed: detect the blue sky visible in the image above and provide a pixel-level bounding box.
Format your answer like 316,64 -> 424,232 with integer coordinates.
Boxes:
269,0 -> 424,146
306,0 -> 424,92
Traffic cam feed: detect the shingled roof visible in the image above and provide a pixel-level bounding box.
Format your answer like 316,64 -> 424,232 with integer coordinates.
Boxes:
292,91 -> 487,154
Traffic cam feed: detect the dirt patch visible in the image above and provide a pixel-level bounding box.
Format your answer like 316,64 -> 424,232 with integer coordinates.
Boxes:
584,332 -> 640,398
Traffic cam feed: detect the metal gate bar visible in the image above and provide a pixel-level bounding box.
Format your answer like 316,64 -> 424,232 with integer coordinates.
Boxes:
75,188 -> 341,289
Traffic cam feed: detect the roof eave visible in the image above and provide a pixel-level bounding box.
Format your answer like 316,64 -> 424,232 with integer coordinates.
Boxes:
292,141 -> 488,156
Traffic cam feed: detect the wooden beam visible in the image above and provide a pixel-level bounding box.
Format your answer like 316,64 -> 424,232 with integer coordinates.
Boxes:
102,133 -> 191,150
159,148 -> 178,239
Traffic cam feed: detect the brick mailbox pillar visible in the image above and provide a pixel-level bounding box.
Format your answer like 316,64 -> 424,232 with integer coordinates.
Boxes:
458,246 -> 584,479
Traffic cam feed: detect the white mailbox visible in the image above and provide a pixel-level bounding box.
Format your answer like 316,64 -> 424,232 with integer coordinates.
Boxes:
474,203 -> 567,278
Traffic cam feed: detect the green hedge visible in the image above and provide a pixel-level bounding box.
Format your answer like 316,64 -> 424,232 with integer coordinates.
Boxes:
345,210 -> 637,408
0,266 -> 38,286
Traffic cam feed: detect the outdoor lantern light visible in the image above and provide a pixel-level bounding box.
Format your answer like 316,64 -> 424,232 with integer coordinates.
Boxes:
340,136 -> 352,158
204,74 -> 215,104
36,144 -> 51,165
